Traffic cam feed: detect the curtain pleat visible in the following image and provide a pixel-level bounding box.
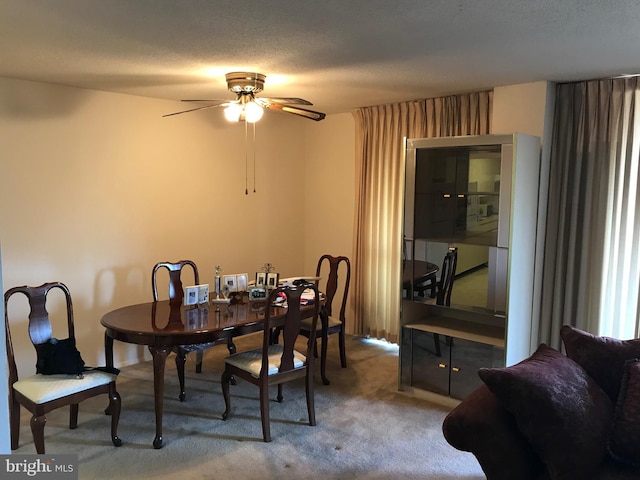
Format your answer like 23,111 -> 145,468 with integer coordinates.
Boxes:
540,77 -> 640,345
352,91 -> 492,342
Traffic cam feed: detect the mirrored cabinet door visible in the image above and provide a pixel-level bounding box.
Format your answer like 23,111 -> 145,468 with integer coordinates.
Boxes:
405,239 -> 507,315
413,145 -> 502,245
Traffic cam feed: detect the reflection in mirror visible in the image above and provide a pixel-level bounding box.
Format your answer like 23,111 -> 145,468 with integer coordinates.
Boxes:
413,145 -> 502,245
409,240 -> 507,314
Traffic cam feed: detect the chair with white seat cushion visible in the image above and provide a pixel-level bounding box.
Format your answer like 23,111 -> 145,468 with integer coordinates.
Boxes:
5,282 -> 121,454
221,283 -> 320,442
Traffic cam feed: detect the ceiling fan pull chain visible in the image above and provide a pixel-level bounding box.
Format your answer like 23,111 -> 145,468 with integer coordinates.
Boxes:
253,122 -> 257,193
245,119 -> 249,195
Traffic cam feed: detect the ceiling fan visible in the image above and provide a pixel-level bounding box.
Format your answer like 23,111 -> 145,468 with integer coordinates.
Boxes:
163,72 -> 326,122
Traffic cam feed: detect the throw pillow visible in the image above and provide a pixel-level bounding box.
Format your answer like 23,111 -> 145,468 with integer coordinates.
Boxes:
442,384 -> 544,480
560,325 -> 640,402
478,344 -> 613,480
608,358 -> 640,468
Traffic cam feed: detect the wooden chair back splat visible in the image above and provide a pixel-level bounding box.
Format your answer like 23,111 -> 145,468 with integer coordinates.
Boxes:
151,260 -> 200,303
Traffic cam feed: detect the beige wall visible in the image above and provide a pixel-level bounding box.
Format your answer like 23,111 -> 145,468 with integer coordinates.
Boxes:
0,77 -> 358,375
492,81 -> 551,139
303,113 -> 357,329
0,77 -> 551,378
303,113 -> 355,271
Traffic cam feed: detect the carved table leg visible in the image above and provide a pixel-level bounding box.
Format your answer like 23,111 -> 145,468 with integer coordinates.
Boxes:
104,333 -> 115,415
227,337 -> 237,385
149,345 -> 171,449
175,348 -> 186,402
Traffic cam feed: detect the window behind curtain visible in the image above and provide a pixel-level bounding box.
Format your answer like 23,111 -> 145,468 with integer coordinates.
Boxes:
540,77 -> 640,343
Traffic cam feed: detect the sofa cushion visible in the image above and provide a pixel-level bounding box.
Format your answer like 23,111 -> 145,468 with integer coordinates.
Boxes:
561,325 -> 640,402
607,358 -> 640,468
442,384 -> 544,480
478,344 -> 613,480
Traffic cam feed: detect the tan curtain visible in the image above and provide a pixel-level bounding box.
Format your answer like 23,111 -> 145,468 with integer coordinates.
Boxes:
352,91 -> 492,342
540,77 -> 640,345
425,93 -> 493,137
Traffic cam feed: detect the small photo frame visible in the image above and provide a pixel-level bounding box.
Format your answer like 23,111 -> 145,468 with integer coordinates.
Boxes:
184,286 -> 199,306
248,285 -> 267,301
256,272 -> 266,287
197,284 -> 209,304
236,273 -> 248,292
223,275 -> 237,292
267,272 -> 279,289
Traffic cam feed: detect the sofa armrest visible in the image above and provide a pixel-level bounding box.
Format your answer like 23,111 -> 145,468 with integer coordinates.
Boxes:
442,384 -> 546,480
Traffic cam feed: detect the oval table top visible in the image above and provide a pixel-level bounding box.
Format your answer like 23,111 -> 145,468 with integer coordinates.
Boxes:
100,298 -> 285,347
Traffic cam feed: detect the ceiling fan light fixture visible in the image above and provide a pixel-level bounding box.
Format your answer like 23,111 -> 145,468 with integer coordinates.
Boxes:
225,72 -> 266,94
224,102 -> 243,122
244,101 -> 264,123
163,71 -> 325,122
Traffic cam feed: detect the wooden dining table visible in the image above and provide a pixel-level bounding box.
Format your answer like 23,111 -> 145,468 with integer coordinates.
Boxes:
101,296 -> 317,449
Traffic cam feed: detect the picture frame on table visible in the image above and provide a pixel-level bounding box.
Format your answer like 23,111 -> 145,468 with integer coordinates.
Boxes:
197,284 -> 209,304
184,286 -> 199,306
256,272 -> 267,287
236,273 -> 248,292
223,275 -> 237,292
248,285 -> 267,301
267,272 -> 279,289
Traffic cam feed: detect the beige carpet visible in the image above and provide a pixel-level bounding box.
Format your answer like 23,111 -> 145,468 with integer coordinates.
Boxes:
13,334 -> 485,480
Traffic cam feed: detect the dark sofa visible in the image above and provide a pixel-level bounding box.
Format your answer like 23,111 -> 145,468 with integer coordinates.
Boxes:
442,326 -> 640,480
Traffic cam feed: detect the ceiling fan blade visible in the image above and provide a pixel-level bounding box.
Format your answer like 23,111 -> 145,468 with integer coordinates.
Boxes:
257,97 -> 314,106
162,103 -> 229,117
266,103 -> 326,121
179,99 -> 228,103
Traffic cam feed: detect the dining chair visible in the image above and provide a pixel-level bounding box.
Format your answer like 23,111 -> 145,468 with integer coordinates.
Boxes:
402,236 -> 437,298
5,282 -> 122,454
221,283 -> 320,442
434,246 -> 458,356
301,254 -> 350,385
152,260 -> 235,401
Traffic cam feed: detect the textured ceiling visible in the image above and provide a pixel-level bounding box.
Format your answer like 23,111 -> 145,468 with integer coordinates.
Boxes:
1,0 -> 640,116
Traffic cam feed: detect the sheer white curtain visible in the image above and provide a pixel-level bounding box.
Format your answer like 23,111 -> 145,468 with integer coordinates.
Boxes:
540,77 -> 640,345
352,92 -> 492,342
599,80 -> 640,338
